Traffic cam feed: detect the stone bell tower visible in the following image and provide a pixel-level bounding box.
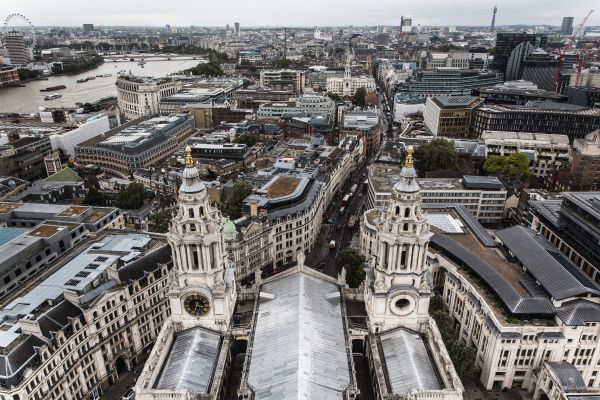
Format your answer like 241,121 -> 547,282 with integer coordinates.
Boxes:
363,146 -> 434,332
166,146 -> 236,332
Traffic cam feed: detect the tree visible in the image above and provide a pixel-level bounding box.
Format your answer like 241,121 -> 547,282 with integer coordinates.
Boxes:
115,182 -> 146,210
352,87 -> 367,107
274,58 -> 291,69
327,92 -> 342,102
483,153 -> 531,180
430,296 -> 478,382
415,139 -> 458,174
148,208 -> 176,233
82,187 -> 106,206
233,134 -> 258,147
365,92 -> 379,107
223,181 -> 254,219
335,248 -> 366,288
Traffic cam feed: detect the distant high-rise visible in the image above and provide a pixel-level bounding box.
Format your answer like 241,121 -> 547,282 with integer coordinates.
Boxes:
492,32 -> 548,77
505,41 -> 535,81
401,16 -> 412,33
234,22 -> 240,36
165,24 -> 171,33
490,5 -> 498,32
83,24 -> 94,33
561,17 -> 574,35
3,30 -> 32,66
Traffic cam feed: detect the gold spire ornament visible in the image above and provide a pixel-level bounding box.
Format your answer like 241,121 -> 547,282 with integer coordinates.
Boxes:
185,145 -> 193,168
405,146 -> 414,168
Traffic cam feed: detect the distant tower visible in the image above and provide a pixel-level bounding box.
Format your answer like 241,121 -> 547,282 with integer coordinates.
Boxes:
234,22 -> 240,37
284,28 -> 287,59
490,5 -> 498,32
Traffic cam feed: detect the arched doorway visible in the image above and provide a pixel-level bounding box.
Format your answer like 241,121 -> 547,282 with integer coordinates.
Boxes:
115,356 -> 128,376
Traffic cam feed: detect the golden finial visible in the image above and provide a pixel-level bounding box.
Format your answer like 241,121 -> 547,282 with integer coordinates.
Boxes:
405,146 -> 414,168
185,145 -> 193,168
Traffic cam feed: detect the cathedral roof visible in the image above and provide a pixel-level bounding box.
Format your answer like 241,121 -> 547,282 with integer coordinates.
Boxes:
246,270 -> 352,399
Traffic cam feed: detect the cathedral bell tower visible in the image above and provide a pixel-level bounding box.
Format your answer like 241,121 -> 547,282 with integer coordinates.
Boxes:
363,146 -> 433,332
166,146 -> 236,332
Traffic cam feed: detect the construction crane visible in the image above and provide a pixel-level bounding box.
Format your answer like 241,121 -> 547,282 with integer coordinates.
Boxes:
572,10 -> 594,43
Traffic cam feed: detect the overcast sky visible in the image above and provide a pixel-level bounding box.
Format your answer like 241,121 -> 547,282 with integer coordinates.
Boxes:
6,1 -> 600,28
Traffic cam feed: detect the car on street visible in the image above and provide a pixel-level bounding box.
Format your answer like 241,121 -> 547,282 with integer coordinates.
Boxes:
122,389 -> 135,400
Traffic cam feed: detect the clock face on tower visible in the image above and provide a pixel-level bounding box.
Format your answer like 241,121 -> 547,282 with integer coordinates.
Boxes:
183,294 -> 211,317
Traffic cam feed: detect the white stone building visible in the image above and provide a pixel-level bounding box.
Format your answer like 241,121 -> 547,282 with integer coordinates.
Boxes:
116,75 -> 182,120
482,131 -> 571,178
0,233 -> 172,400
326,52 -> 376,98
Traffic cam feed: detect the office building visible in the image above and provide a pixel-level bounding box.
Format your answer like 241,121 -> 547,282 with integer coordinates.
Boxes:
234,88 -> 293,111
474,81 -> 567,105
234,22 -> 240,36
259,70 -> 305,94
561,17 -> 574,35
424,96 -> 484,138
521,49 -> 558,92
3,30 -> 32,66
473,101 -> 600,142
572,68 -> 600,88
547,130 -> 600,192
341,111 -> 382,156
481,131 -> 571,178
75,114 -> 195,177
399,68 -> 503,98
0,136 -> 52,181
82,24 -> 95,32
0,65 -> 19,88
401,15 -> 413,33
429,214 -> 600,391
423,51 -> 470,70
567,86 -> 600,108
505,42 -> 535,81
116,75 -> 182,120
366,164 -> 506,223
492,33 -> 548,76
531,192 -> 600,276
0,233 -> 171,400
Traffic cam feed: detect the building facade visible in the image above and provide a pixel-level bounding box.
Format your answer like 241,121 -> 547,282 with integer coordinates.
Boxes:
0,233 -> 172,400
259,70 -> 305,94
3,30 -> 32,66
75,114 -> 195,177
116,76 -> 182,120
481,131 -> 571,178
473,102 -> 600,142
424,96 -> 483,138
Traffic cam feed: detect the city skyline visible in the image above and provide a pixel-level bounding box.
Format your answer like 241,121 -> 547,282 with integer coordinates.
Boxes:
5,0 -> 600,28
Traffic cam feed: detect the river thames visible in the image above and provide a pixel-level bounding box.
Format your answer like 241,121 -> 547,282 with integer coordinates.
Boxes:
0,57 -> 201,114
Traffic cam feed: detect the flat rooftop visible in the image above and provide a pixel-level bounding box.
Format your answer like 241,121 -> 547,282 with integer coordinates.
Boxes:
265,176 -> 301,198
28,223 -> 66,238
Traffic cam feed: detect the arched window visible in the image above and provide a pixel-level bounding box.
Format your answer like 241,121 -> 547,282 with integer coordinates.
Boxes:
189,208 -> 194,218
404,208 -> 410,218
200,206 -> 204,216
395,206 -> 400,215
403,223 -> 409,231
